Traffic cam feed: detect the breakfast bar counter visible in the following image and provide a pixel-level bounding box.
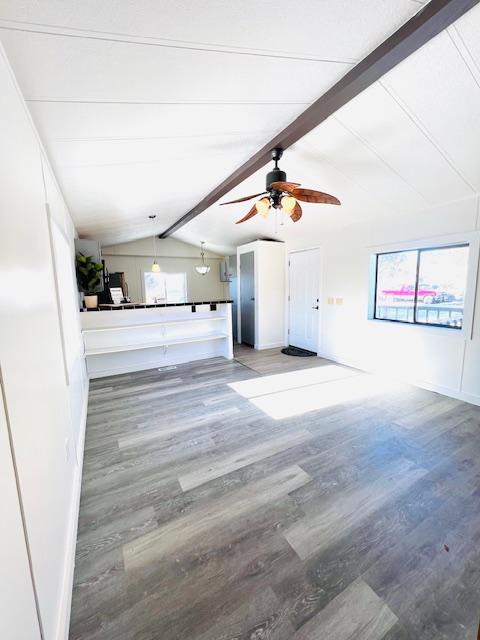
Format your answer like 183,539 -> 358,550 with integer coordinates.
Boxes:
81,301 -> 233,378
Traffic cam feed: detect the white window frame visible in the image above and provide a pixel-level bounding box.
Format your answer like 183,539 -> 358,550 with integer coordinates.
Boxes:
142,271 -> 188,304
367,231 -> 480,340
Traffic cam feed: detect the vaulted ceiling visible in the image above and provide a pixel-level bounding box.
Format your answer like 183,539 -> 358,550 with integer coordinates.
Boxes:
1,1 -> 479,254
174,2 -> 480,253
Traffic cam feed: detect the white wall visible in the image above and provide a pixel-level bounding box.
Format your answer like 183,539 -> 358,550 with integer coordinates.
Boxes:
0,387 -> 41,640
0,43 -> 88,640
103,236 -> 229,302
288,195 -> 480,404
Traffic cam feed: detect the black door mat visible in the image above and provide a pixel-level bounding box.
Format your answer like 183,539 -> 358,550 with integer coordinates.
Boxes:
281,346 -> 317,357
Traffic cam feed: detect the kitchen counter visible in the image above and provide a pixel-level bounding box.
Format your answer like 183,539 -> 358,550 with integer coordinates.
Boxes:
81,302 -> 233,378
81,299 -> 233,311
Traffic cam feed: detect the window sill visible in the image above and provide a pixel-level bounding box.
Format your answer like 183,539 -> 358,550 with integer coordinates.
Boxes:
367,317 -> 469,339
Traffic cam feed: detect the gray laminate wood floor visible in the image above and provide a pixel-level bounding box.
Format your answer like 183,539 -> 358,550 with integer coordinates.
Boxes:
70,347 -> 480,640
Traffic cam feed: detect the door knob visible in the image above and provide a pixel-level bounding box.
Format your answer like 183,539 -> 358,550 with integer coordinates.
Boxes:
250,297 -> 255,301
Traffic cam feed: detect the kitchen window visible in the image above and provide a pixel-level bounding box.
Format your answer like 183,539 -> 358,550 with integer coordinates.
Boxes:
373,244 -> 469,329
144,272 -> 187,304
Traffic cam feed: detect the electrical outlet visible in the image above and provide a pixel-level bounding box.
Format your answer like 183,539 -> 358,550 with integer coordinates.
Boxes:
327,297 -> 334,305
335,297 -> 343,305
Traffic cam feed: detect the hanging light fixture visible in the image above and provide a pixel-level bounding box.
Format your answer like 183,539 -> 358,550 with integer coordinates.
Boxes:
195,241 -> 211,276
149,214 -> 161,272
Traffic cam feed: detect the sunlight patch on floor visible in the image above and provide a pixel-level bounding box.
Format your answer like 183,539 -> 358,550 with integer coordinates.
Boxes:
229,365 -> 403,419
229,364 -> 360,399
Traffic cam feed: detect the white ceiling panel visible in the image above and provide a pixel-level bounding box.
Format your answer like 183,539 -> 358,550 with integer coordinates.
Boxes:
0,30 -> 351,102
57,145 -> 259,241
297,117 -> 427,213
48,135 -> 267,169
382,29 -> 480,192
0,0 -> 421,63
25,100 -> 307,242
0,15 -> 348,244
26,102 -> 300,140
333,82 -> 474,205
452,2 -> 480,66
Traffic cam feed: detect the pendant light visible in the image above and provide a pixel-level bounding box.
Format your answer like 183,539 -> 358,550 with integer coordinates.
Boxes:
149,214 -> 161,272
195,241 -> 211,276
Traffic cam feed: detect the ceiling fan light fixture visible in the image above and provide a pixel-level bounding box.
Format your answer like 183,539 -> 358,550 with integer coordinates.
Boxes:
222,149 -> 340,225
256,197 -> 270,218
281,195 -> 296,214
195,241 -> 211,276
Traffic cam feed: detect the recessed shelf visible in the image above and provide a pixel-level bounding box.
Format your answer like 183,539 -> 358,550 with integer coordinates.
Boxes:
82,315 -> 227,333
85,333 -> 229,356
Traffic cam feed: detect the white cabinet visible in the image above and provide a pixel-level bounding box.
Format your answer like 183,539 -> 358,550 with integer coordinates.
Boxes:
237,241 -> 286,350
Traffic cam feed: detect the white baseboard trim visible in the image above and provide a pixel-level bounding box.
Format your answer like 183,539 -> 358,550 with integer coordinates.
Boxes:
87,350 -> 227,379
416,383 -> 480,406
255,342 -> 286,350
318,350 -> 480,407
459,390 -> 480,406
55,376 -> 89,640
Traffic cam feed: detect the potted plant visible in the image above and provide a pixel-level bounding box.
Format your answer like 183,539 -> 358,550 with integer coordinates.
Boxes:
76,252 -> 103,309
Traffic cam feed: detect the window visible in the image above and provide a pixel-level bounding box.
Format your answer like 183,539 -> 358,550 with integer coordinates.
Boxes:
144,272 -> 187,303
374,244 -> 469,329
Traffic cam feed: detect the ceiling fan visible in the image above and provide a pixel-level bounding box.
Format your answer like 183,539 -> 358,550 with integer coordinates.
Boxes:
220,148 -> 340,224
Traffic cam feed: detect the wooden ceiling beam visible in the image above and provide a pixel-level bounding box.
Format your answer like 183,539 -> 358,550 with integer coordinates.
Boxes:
159,0 -> 479,238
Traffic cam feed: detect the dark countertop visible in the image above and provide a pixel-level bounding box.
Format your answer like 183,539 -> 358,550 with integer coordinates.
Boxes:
81,300 -> 233,311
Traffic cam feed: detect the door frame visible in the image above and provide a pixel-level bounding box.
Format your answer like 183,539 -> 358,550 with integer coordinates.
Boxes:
286,247 -> 323,354
238,250 -> 256,346
237,242 -> 259,347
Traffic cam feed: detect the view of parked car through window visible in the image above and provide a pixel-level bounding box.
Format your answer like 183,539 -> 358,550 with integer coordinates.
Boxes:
374,245 -> 469,329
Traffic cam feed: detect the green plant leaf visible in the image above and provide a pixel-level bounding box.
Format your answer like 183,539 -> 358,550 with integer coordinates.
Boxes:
76,252 -> 103,293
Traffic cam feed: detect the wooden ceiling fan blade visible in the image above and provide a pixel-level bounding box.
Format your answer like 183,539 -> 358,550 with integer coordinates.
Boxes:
270,181 -> 301,194
292,188 -> 340,205
220,191 -> 267,205
290,201 -> 302,222
235,202 -> 259,224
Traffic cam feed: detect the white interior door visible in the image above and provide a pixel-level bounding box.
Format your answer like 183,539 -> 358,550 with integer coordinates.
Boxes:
289,249 -> 321,352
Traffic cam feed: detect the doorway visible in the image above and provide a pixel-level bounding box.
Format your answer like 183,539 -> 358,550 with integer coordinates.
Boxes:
227,254 -> 238,341
240,251 -> 255,346
288,248 -> 321,353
